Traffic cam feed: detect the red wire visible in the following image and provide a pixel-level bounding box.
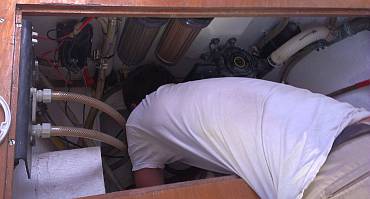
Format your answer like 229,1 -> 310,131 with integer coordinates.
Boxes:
37,17 -> 94,85
78,17 -> 94,32
39,40 -> 71,85
355,79 -> 370,89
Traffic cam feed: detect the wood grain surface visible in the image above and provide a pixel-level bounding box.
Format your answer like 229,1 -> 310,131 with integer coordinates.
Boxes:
15,0 -> 370,9
16,0 -> 370,16
82,176 -> 259,199
0,0 -> 17,198
1,0 -> 370,198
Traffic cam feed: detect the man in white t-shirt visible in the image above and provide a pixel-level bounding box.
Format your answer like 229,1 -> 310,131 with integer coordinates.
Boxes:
125,77 -> 370,199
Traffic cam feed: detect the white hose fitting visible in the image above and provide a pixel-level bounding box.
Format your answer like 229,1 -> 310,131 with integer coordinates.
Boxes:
269,26 -> 330,67
36,88 -> 52,103
32,123 -> 51,138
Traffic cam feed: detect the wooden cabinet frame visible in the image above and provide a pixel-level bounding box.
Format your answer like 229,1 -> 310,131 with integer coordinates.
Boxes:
1,1 -> 370,198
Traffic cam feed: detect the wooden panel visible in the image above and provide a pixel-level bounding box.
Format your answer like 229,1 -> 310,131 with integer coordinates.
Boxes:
2,0 -> 370,198
82,176 -> 259,199
6,12 -> 23,199
16,0 -> 370,8
16,0 -> 370,16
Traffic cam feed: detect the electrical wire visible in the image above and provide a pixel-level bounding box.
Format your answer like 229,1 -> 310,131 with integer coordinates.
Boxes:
39,40 -> 71,85
327,79 -> 370,97
38,17 -> 96,83
78,17 -> 95,32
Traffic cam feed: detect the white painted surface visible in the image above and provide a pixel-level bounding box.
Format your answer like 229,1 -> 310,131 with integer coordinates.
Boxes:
284,31 -> 370,110
13,147 -> 105,199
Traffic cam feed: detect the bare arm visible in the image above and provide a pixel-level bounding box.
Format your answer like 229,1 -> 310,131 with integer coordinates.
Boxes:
134,168 -> 164,188
360,117 -> 370,124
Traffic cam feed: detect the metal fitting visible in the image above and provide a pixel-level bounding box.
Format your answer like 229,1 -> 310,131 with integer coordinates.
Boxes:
32,123 -> 51,138
32,31 -> 39,38
32,38 -> 38,44
267,56 -> 281,68
35,88 -> 52,103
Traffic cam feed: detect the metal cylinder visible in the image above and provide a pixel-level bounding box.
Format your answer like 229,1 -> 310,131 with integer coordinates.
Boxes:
117,18 -> 167,66
156,18 -> 213,65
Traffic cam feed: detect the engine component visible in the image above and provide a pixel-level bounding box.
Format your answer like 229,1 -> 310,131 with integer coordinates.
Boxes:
257,21 -> 301,58
223,38 -> 258,77
156,18 -> 213,65
185,38 -> 261,81
57,19 -> 93,73
117,18 -> 167,66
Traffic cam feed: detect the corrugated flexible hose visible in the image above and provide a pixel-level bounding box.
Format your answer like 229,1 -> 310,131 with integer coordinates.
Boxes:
51,91 -> 126,128
50,126 -> 126,151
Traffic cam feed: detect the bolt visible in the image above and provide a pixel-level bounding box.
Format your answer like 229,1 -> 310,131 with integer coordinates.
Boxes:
34,60 -> 39,67
32,31 -> 39,38
30,135 -> 35,145
9,139 -> 15,146
16,23 -> 22,28
0,18 -> 5,23
32,38 -> 38,44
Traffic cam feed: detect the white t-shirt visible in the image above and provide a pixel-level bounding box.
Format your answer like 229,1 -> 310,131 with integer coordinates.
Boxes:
126,77 -> 370,199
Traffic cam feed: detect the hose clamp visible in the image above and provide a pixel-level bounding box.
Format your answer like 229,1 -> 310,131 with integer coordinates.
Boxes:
0,96 -> 11,144
267,56 -> 281,68
32,123 -> 51,138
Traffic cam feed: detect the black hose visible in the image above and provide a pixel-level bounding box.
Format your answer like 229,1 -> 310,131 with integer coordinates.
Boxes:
279,40 -> 327,84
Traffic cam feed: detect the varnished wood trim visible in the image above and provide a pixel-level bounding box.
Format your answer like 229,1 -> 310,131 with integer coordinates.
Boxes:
17,5 -> 370,17
82,176 -> 259,199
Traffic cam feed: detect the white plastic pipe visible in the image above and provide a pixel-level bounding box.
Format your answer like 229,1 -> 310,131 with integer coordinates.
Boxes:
269,26 -> 330,67
32,123 -> 127,151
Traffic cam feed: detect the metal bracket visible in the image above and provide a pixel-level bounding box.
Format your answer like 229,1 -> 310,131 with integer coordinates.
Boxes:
0,96 -> 11,144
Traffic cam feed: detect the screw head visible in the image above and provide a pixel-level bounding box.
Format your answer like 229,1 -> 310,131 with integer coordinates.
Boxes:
8,139 -> 15,146
0,18 -> 5,23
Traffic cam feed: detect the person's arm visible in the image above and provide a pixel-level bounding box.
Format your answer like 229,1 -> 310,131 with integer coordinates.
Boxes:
360,117 -> 370,124
134,168 -> 164,188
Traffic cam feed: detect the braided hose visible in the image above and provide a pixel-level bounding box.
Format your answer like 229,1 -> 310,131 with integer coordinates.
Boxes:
50,126 -> 126,151
51,91 -> 126,128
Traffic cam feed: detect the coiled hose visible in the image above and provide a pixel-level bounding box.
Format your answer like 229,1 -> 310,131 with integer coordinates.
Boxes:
50,126 -> 126,151
51,91 -> 126,128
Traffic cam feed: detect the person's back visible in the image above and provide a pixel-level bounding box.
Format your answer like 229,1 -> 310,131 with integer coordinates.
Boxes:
126,77 -> 370,198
